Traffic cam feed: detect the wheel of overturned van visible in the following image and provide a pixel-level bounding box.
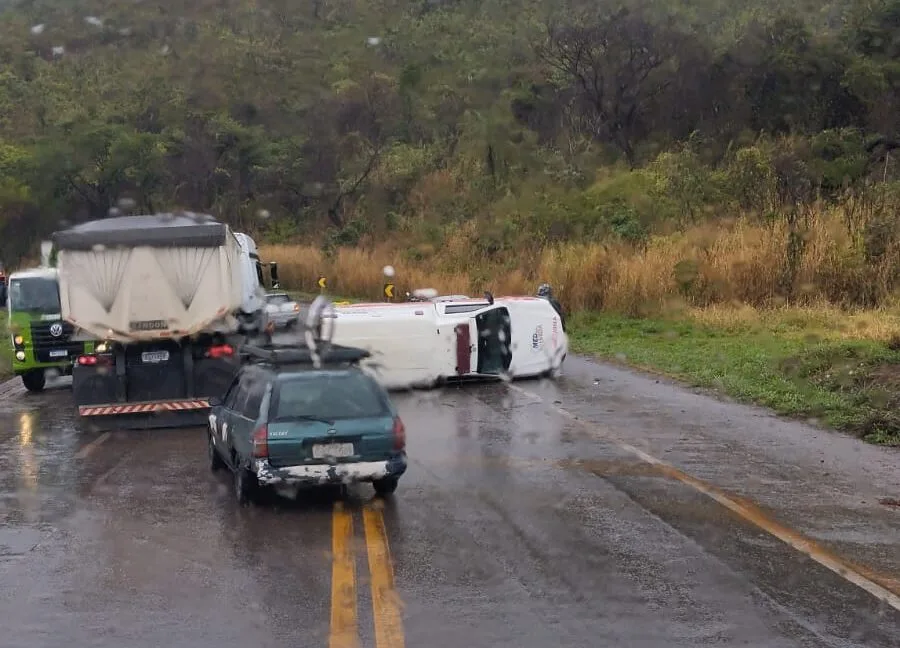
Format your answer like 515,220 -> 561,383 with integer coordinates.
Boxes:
208,432 -> 225,472
234,465 -> 260,505
21,370 -> 46,393
373,476 -> 399,496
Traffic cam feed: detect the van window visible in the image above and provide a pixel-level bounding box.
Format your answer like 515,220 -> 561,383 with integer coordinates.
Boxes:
443,303 -> 490,314
271,372 -> 390,421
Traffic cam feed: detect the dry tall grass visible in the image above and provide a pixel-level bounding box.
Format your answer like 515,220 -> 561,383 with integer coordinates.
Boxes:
687,303 -> 900,342
261,204 -> 900,321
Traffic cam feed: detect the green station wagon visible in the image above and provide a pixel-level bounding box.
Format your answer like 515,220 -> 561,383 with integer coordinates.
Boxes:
207,344 -> 408,504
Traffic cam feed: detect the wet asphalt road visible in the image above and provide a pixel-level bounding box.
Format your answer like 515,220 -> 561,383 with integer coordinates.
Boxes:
0,355 -> 899,648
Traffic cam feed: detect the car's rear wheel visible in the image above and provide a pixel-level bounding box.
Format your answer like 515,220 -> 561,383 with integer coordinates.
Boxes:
234,464 -> 260,505
373,476 -> 399,496
208,433 -> 225,472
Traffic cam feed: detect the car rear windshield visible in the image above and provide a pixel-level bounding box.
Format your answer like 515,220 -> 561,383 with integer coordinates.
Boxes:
266,294 -> 289,304
270,372 -> 390,421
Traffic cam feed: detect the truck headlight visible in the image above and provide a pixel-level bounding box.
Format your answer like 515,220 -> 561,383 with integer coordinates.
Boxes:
15,351 -> 25,361
13,335 -> 23,346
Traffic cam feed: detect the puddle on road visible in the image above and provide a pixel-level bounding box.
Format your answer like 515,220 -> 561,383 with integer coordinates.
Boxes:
570,458 -> 667,479
0,396 -> 83,527
0,527 -> 43,558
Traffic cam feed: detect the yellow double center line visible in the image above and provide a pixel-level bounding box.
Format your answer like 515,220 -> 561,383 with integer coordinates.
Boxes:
330,501 -> 405,648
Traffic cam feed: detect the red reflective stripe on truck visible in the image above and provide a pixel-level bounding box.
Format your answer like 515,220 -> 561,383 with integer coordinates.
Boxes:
78,399 -> 211,416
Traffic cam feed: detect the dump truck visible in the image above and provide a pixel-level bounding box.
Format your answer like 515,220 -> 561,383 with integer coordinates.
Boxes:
52,213 -> 270,430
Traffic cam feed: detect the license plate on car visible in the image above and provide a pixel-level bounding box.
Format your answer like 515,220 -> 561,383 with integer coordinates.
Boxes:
312,443 -> 354,459
141,350 -> 170,364
49,349 -> 68,358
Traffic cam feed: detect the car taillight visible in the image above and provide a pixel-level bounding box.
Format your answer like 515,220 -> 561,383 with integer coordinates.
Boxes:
392,416 -> 406,451
292,303 -> 300,312
251,425 -> 268,458
77,355 -> 98,366
207,344 -> 234,358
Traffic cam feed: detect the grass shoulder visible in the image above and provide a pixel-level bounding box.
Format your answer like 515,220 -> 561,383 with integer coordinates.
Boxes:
0,311 -> 11,381
568,309 -> 900,447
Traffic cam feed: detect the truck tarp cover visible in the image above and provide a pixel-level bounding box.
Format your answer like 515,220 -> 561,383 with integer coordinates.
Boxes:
52,214 -> 227,250
53,214 -> 244,341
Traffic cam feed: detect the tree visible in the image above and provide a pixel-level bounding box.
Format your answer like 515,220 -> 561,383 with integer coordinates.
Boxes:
538,6 -> 698,167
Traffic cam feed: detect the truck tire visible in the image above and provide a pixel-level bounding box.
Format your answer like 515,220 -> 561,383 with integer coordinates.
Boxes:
21,370 -> 46,393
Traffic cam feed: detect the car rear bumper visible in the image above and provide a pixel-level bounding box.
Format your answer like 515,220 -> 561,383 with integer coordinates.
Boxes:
253,453 -> 407,486
268,313 -> 299,326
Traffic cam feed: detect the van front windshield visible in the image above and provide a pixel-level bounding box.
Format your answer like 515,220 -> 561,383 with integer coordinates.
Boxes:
9,277 -> 61,314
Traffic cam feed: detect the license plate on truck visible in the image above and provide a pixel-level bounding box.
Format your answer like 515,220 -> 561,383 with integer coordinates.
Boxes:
49,350 -> 68,358
141,350 -> 170,364
312,443 -> 354,459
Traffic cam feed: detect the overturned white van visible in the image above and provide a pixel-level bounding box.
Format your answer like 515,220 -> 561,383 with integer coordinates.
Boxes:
327,294 -> 567,390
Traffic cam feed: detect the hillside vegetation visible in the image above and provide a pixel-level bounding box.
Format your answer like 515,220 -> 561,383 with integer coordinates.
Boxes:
0,0 -> 899,311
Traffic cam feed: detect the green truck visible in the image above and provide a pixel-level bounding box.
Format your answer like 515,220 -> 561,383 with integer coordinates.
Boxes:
6,267 -> 94,392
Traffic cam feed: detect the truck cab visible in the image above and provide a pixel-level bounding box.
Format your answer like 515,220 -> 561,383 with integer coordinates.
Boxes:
6,267 -> 94,391
233,231 -> 268,333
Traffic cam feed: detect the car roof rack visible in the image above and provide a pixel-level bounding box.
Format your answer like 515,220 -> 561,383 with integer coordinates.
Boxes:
239,342 -> 371,366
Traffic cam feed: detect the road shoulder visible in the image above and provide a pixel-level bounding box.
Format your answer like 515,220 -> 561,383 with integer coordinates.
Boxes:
570,310 -> 900,446
0,375 -> 24,401
531,353 -> 900,594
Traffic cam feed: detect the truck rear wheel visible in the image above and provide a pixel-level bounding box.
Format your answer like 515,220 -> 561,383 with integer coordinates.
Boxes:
21,370 -> 46,393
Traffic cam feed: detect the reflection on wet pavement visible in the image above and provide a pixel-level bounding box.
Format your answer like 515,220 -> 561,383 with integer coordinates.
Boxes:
0,365 -> 897,647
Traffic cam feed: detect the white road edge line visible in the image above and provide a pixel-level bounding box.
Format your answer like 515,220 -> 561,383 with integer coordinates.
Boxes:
506,383 -> 900,613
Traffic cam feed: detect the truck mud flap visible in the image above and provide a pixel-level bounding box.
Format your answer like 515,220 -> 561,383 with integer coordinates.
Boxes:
77,399 -> 211,431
